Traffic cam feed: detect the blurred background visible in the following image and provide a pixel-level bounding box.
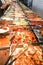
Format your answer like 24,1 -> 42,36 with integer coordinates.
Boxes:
19,0 -> 43,18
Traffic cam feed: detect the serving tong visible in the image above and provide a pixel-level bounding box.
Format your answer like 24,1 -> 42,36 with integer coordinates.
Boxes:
4,43 -> 43,65
4,44 -> 28,65
4,44 -> 18,65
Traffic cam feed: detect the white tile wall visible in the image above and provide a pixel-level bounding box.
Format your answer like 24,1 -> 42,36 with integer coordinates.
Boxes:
32,0 -> 43,18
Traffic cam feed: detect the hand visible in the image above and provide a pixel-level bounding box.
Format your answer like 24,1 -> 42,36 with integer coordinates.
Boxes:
9,1 -> 14,5
6,1 -> 14,5
1,4 -> 8,9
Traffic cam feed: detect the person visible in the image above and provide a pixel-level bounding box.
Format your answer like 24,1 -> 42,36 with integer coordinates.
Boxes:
27,0 -> 32,9
0,0 -> 5,16
0,0 -> 14,17
23,0 -> 33,9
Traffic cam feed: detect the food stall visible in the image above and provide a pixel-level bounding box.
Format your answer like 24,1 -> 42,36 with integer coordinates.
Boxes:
0,0 -> 43,65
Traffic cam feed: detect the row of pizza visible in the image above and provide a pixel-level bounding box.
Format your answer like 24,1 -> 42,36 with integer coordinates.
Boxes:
0,1 -> 43,65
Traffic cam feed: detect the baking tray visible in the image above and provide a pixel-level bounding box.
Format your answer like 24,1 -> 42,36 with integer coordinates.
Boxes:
30,21 -> 43,26
31,25 -> 43,42
0,48 -> 10,65
9,43 -> 43,65
0,32 -> 10,48
9,25 -> 38,45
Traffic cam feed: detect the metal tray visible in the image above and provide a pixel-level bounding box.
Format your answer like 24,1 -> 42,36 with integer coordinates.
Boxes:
32,26 -> 43,42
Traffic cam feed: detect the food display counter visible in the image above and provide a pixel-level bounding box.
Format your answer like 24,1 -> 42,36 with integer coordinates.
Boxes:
0,1 -> 43,65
